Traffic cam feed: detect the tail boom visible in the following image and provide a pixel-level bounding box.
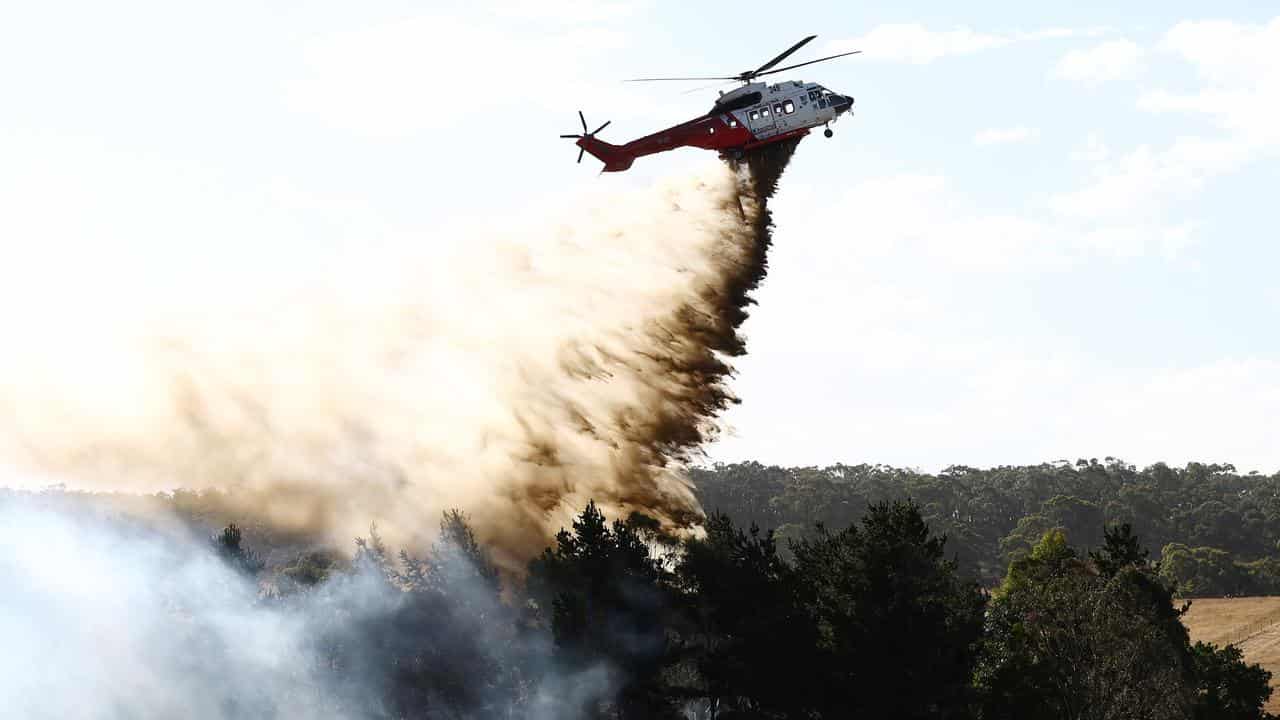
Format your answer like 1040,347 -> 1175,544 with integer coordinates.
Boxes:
578,113 -> 760,172
576,136 -> 635,173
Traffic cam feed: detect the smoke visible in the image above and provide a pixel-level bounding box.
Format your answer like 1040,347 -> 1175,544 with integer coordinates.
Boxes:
0,146 -> 797,566
0,495 -> 622,719
0,502 -> 351,719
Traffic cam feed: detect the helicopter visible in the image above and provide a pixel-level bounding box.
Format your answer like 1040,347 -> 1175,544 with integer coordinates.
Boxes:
561,35 -> 859,172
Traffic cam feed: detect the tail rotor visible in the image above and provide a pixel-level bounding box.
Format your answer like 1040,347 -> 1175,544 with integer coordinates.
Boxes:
559,110 -> 612,163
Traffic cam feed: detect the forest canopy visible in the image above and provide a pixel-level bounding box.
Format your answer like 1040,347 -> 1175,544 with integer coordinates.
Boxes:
4,460 -> 1279,719
692,459 -> 1280,596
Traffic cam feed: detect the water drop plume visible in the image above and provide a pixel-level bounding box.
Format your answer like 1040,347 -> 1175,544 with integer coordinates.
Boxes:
0,141 -> 801,567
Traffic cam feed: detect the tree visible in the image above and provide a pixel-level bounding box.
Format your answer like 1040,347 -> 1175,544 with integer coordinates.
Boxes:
1191,642 -> 1274,720
211,523 -> 265,577
526,501 -> 680,719
1160,544 -> 1255,597
790,500 -> 985,719
1090,522 -> 1148,578
978,530 -> 1196,720
690,461 -> 1280,588
329,513 -> 520,719
678,512 -> 817,718
392,511 -> 516,717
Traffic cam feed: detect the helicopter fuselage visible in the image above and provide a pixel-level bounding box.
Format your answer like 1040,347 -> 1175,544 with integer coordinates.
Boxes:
576,80 -> 854,172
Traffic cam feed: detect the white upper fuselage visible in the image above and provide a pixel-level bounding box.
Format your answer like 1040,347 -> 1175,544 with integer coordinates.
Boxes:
713,80 -> 851,141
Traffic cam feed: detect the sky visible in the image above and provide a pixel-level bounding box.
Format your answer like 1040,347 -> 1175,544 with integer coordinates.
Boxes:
1,1 -> 1277,473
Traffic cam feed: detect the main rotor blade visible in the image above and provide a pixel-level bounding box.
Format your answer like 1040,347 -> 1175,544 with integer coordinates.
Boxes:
680,80 -> 738,95
560,134 -> 582,138
752,34 -> 817,76
578,147 -> 585,163
623,76 -> 737,82
591,120 -> 611,135
756,50 -> 862,78
578,110 -> 587,134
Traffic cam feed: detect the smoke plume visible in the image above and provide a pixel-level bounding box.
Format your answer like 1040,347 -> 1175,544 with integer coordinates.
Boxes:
0,145 -> 798,566
0,496 -> 618,719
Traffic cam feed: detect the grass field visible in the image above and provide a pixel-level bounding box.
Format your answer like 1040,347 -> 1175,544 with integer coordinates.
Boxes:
1181,597 -> 1280,713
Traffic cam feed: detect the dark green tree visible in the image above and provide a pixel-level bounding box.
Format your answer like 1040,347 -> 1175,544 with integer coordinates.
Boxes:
678,512 -> 817,718
1090,522 -> 1149,577
690,460 -> 1280,587
1191,642 -> 1275,720
790,500 -> 985,719
526,501 -> 680,719
976,526 -> 1273,720
1161,543 -> 1255,597
211,523 -> 265,577
329,513 -> 519,719
977,529 -> 1197,720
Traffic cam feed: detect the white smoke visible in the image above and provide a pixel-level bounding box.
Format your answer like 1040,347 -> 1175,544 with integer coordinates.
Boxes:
0,498 -> 621,719
0,502 -> 348,719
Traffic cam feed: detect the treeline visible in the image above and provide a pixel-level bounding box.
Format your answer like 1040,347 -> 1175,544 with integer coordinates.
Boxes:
7,483 -> 1277,718
692,460 -> 1280,595
208,502 -> 1268,719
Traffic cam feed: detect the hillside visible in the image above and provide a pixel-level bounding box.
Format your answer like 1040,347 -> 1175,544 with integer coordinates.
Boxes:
1183,597 -> 1280,714
692,461 -> 1280,589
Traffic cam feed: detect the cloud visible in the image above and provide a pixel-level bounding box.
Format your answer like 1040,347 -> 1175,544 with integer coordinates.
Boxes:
1048,136 -> 1251,219
709,160 -> 1207,470
718,21 -> 1279,473
718,320 -> 1280,473
1139,18 -> 1280,147
835,172 -> 1195,265
1052,18 -> 1280,226
770,173 -> 1074,275
827,24 -> 1113,64
489,0 -> 643,23
974,126 -> 1040,146
840,25 -> 1010,64
1089,357 -> 1280,472
285,12 -> 634,137
1055,39 -> 1144,85
752,169 -> 1188,328
1071,132 -> 1110,165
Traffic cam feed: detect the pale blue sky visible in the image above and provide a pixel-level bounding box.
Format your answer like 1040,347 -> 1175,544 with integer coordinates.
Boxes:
1,1 -> 1277,472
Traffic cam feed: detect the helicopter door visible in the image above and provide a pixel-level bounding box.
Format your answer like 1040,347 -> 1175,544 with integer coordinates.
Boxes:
774,100 -> 796,132
747,104 -> 776,137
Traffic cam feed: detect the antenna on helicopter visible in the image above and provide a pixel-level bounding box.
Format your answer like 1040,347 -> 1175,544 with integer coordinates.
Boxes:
624,35 -> 861,84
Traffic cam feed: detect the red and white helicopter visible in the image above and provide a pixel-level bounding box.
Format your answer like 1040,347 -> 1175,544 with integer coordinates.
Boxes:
562,35 -> 859,172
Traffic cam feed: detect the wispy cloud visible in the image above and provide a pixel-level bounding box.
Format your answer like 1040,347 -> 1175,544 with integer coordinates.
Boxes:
826,24 -> 1113,64
1139,18 -> 1280,147
973,126 -> 1040,146
285,11 -> 636,137
1053,18 -> 1280,227
1055,39 -> 1144,85
1049,137 -> 1251,219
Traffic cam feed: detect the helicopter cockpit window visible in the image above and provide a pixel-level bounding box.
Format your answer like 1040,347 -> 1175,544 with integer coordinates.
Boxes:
783,100 -> 795,114
808,90 -> 820,101
818,98 -> 828,109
